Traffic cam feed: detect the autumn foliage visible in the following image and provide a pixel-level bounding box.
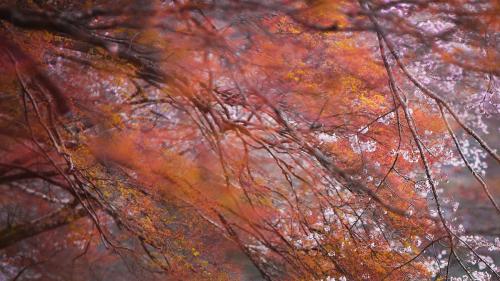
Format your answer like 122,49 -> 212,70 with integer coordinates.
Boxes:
0,1 -> 499,280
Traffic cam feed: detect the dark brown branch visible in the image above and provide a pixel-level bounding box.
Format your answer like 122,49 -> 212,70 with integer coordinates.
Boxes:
0,205 -> 87,250
0,6 -> 167,85
0,171 -> 59,185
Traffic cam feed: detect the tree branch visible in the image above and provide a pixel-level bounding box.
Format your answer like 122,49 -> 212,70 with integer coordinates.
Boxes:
0,205 -> 87,250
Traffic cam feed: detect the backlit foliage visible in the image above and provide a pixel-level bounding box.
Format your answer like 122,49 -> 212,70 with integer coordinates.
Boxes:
0,0 -> 499,280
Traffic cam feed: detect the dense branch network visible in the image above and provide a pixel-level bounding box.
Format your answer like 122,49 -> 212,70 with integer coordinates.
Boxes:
0,1 -> 498,280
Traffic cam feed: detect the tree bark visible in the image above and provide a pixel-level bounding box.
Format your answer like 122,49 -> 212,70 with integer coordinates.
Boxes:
0,206 -> 87,250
